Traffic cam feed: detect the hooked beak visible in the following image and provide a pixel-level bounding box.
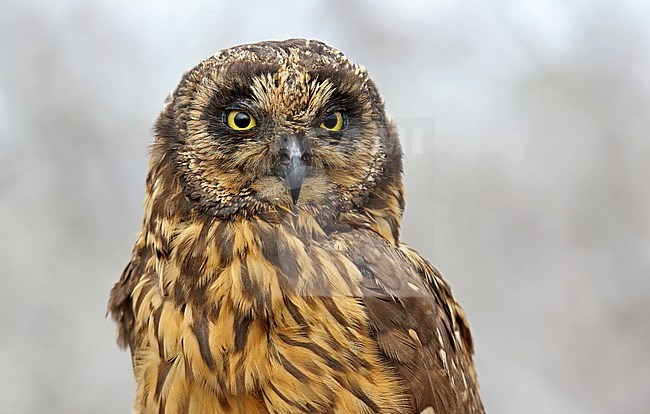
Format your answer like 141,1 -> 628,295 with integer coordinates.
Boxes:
278,135 -> 307,205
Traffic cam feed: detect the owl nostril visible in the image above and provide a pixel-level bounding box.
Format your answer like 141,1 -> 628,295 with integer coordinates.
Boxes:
278,135 -> 307,163
278,149 -> 291,163
275,134 -> 309,204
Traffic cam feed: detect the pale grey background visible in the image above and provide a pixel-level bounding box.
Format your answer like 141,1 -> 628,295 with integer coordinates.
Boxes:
1,0 -> 649,413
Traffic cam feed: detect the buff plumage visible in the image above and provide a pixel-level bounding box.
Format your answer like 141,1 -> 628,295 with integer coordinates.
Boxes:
109,39 -> 485,414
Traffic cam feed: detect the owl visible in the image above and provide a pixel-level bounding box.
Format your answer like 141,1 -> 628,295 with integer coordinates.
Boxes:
109,39 -> 485,414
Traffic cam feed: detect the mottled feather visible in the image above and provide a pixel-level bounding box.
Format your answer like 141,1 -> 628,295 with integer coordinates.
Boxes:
109,38 -> 485,414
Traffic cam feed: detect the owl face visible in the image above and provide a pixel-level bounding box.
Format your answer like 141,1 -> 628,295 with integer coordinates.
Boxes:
158,39 -> 394,218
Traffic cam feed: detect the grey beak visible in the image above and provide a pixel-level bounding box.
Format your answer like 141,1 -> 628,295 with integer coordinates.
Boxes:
278,135 -> 307,205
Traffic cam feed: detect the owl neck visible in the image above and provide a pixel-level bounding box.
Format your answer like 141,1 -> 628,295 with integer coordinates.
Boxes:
141,142 -> 405,304
143,207 -> 363,319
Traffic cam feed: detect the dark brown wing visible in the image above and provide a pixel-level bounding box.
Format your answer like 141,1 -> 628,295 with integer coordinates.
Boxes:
332,230 -> 485,414
107,235 -> 148,352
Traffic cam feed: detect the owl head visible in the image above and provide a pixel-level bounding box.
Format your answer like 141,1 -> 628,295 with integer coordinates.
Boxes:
152,39 -> 404,228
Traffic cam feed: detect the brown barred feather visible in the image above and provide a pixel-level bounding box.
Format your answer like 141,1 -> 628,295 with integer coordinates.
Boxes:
108,38 -> 485,414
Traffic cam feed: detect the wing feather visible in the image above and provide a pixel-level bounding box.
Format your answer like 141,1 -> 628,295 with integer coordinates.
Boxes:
332,229 -> 485,414
108,235 -> 148,351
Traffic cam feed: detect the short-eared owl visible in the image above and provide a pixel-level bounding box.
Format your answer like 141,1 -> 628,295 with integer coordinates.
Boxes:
109,39 -> 485,414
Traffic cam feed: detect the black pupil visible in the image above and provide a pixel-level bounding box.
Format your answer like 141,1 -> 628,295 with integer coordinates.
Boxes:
323,113 -> 339,129
233,112 -> 251,128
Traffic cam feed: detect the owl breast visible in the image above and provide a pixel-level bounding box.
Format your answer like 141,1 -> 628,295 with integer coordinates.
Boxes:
130,212 -> 410,414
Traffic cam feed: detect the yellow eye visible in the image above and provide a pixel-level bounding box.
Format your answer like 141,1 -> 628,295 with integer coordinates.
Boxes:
226,110 -> 256,131
320,111 -> 345,132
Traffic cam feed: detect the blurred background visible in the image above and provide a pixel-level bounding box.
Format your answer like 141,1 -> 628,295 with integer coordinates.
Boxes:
1,0 -> 649,413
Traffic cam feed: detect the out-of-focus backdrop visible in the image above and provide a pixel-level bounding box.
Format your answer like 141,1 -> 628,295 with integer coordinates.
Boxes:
1,0 -> 649,413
